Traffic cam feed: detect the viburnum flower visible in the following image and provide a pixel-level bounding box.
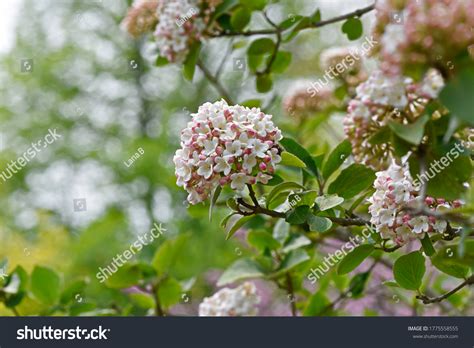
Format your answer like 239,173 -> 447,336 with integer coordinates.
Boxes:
122,0 -> 159,38
373,0 -> 474,77
174,100 -> 282,205
198,282 -> 260,316
282,80 -> 338,118
368,161 -> 461,245
343,69 -> 445,169
154,0 -> 222,63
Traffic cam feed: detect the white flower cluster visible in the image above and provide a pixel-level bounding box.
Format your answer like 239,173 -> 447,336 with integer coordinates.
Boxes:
174,100 -> 282,204
368,161 -> 458,245
199,282 -> 260,316
154,0 -> 205,63
344,69 -> 444,169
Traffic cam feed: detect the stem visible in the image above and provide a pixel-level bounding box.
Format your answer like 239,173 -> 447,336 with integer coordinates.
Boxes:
152,283 -> 165,316
11,307 -> 20,316
210,4 -> 375,37
197,59 -> 235,104
417,276 -> 474,304
285,272 -> 297,316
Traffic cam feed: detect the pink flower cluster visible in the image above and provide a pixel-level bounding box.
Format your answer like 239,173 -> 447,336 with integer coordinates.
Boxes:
373,0 -> 474,77
343,69 -> 444,169
174,100 -> 282,205
282,81 -> 337,118
368,161 -> 461,245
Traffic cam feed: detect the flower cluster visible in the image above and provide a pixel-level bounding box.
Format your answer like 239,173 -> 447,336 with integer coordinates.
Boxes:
174,100 -> 282,205
373,0 -> 474,77
123,0 -> 222,63
343,69 -> 444,169
199,282 -> 260,316
283,81 -> 337,118
320,46 -> 367,87
122,0 -> 159,38
368,161 -> 460,245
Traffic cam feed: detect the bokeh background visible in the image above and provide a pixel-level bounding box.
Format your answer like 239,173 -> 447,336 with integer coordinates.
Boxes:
0,0 -> 471,316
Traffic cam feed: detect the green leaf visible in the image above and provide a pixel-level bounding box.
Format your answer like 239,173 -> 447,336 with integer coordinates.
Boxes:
256,74 -> 273,93
273,249 -> 310,276
439,67 -> 474,125
217,258 -> 264,286
266,174 -> 284,186
280,152 -> 307,168
282,234 -> 311,253
420,234 -> 435,257
247,230 -> 280,251
209,185 -> 222,221
230,6 -> 251,31
157,277 -> 182,309
303,290 -> 330,316
248,38 -> 275,55
241,99 -> 261,108
322,140 -> 352,179
280,137 -> 319,177
349,271 -> 370,298
30,266 -> 61,305
273,219 -> 290,244
310,9 -> 321,23
182,42 -> 201,81
266,182 -> 304,208
286,205 -> 310,225
225,214 -> 254,240
393,251 -> 426,290
156,55 -> 169,66
337,245 -> 374,275
104,264 -> 141,289
341,17 -> 363,41
307,214 -> 332,232
239,0 -> 266,10
152,235 -> 188,275
328,164 -> 375,199
315,194 -> 344,211
212,0 -> 240,20
431,244 -> 471,279
130,293 -> 155,309
60,280 -> 87,305
368,126 -> 392,145
269,51 -> 292,74
388,115 -> 429,145
382,280 -> 400,288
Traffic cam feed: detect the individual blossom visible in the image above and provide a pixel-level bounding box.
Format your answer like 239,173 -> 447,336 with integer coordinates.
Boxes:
368,161 -> 460,245
198,282 -> 260,316
343,69 -> 445,169
373,0 -> 474,77
282,80 -> 338,118
174,100 -> 282,205
122,0 -> 159,38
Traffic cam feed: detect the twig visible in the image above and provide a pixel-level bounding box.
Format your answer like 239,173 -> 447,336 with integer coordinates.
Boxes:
197,59 -> 235,104
416,276 -> 474,304
210,4 -> 375,37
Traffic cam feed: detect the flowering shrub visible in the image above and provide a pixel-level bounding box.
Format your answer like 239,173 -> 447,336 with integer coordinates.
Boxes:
198,282 -> 260,316
174,100 -> 282,204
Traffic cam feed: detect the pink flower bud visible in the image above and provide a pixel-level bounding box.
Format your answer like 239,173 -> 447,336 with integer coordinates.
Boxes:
248,177 -> 256,185
263,156 -> 271,163
436,198 -> 445,205
425,197 -> 435,205
215,146 -> 223,155
259,162 -> 267,171
453,200 -> 462,208
227,157 -> 234,164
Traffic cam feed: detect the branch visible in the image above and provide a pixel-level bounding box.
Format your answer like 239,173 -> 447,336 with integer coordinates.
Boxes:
210,4 -> 375,37
197,59 -> 235,104
417,276 -> 474,304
